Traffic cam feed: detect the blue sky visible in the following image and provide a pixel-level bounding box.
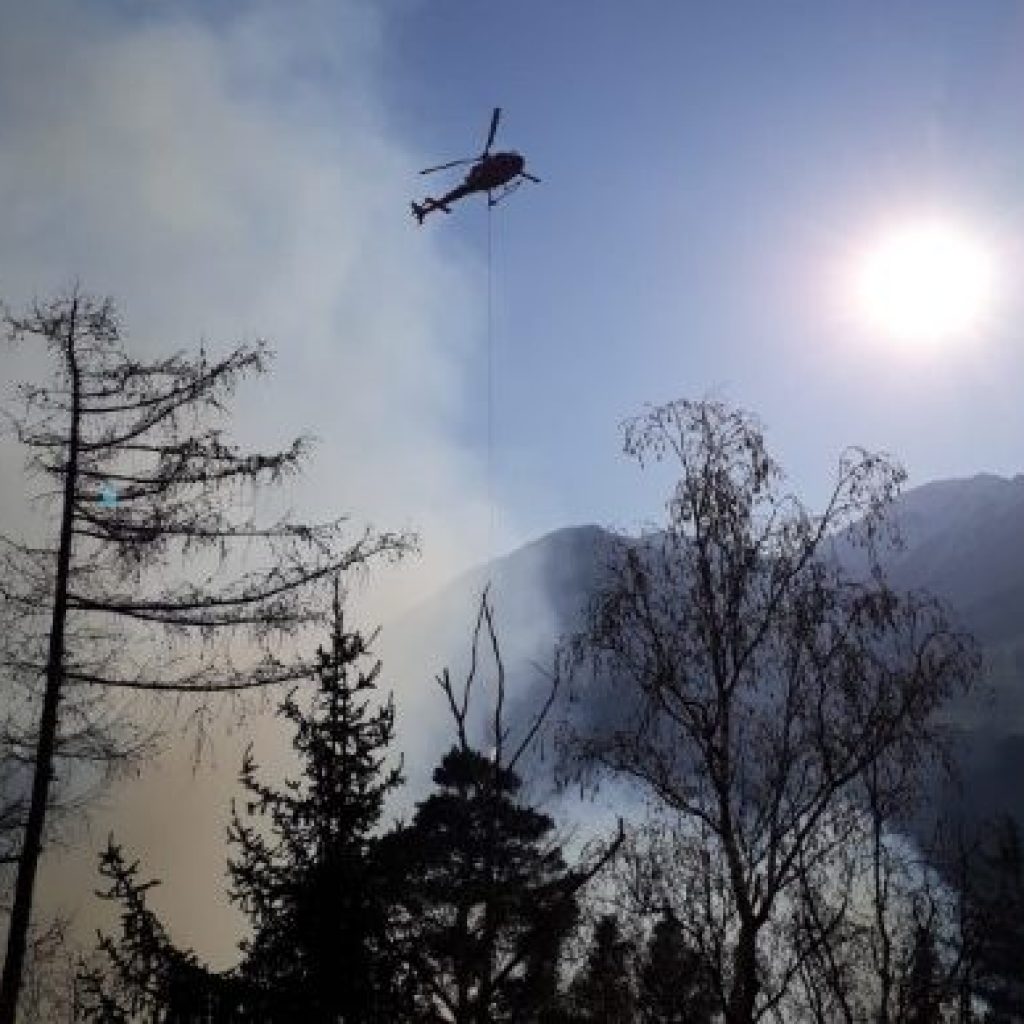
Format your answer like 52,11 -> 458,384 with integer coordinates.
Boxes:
385,1 -> 1024,532
4,0 -> 1024,574
6,0 -> 1024,961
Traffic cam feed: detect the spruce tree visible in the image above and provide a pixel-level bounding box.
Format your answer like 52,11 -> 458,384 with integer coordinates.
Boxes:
516,895 -> 580,1024
76,838 -> 245,1022
226,581 -> 407,1022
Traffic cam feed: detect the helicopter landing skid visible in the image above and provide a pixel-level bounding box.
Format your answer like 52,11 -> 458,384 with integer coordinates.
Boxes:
487,180 -> 523,208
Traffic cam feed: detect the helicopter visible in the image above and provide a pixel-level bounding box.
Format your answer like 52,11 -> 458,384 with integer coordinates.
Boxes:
412,107 -> 540,224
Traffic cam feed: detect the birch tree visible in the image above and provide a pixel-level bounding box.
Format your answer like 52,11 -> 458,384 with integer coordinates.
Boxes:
561,399 -> 977,1024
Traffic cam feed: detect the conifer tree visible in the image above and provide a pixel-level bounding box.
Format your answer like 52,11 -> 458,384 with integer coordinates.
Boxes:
76,838 -> 246,1022
966,817 -> 1024,1022
0,290 -> 411,1021
568,915 -> 637,1024
388,745 -> 577,1023
76,584 -> 409,1021
516,896 -> 580,1024
227,580 -> 408,1022
902,923 -> 943,1024
384,590 -> 619,1023
638,910 -> 715,1024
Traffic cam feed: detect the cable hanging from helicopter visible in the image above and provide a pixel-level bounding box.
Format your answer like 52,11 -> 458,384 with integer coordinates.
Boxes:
411,107 -> 540,224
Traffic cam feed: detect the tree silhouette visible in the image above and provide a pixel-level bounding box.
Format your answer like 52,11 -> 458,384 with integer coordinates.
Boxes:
901,922 -> 943,1024
389,746 -> 579,1021
965,817 -> 1024,1022
0,289 -> 412,1021
227,580 -> 409,1021
561,398 -> 978,1024
76,582 -> 410,1021
568,914 -> 637,1023
384,590 -> 620,1023
638,910 -> 715,1024
75,838 -> 246,1022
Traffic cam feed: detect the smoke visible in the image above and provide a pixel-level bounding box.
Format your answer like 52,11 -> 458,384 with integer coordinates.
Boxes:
0,0 -> 504,612
0,0 -> 543,967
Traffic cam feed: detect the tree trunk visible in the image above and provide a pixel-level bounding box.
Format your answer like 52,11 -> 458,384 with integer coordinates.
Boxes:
725,924 -> 759,1024
0,304 -> 80,1024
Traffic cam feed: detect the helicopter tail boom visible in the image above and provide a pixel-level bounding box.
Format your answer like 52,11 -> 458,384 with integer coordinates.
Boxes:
411,198 -> 452,224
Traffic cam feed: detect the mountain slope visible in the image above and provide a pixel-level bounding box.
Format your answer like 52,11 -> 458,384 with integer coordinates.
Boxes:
885,473 -> 1024,645
387,473 -> 1024,821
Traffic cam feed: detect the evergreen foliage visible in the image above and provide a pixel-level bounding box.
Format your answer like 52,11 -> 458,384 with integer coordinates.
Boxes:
226,582 -> 408,1022
637,910 -> 715,1024
76,585 -> 411,1022
76,839 -> 248,1022
568,915 -> 637,1023
968,817 -> 1024,1023
902,923 -> 943,1024
384,744 -> 580,1023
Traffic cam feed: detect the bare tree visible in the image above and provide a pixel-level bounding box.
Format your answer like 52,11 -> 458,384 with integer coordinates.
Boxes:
560,399 -> 978,1024
788,788 -> 967,1023
386,589 -> 623,1022
0,288 -> 414,1022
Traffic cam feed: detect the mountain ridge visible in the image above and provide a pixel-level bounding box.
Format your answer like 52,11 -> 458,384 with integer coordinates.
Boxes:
386,471 -> 1024,823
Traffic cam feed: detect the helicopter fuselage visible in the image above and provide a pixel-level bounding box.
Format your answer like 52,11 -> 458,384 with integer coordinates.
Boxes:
464,151 -> 525,191
412,113 -> 534,225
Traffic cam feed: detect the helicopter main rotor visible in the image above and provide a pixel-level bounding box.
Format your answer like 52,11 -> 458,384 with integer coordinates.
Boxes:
420,107 -> 503,176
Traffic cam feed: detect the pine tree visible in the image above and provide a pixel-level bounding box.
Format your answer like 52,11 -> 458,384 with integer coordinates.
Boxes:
383,589 -> 617,1024
226,580 -> 407,1022
385,745 -> 579,1023
516,895 -> 580,1024
638,910 -> 715,1024
569,915 -> 637,1023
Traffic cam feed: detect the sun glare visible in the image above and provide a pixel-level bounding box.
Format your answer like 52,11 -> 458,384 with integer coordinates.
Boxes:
854,219 -> 996,347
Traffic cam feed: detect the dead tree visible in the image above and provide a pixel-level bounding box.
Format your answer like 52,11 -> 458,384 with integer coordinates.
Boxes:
561,399 -> 978,1024
0,289 -> 414,1022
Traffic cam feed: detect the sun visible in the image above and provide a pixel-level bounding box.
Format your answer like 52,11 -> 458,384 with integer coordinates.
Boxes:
853,219 -> 996,346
